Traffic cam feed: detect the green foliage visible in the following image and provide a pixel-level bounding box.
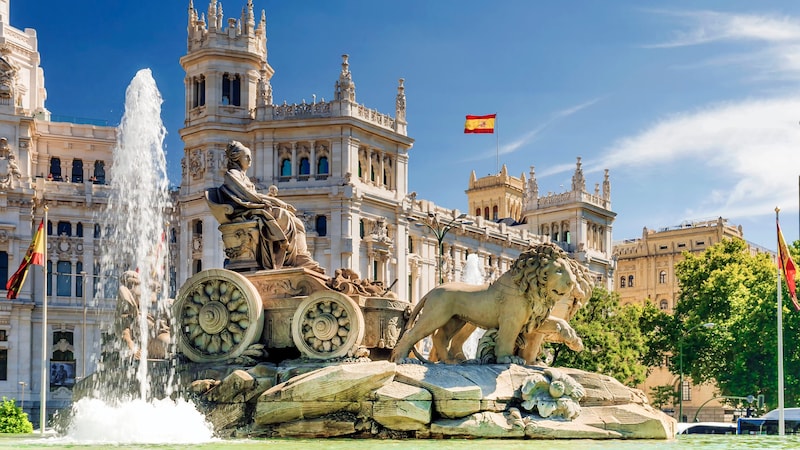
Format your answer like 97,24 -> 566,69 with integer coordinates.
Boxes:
551,286 -> 650,386
672,238 -> 800,410
0,397 -> 33,434
650,384 -> 679,409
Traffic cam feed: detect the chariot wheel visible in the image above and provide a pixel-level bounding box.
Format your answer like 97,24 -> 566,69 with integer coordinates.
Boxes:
174,269 -> 263,363
291,291 -> 365,359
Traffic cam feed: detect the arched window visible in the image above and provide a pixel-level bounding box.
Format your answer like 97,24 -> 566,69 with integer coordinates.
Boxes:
76,223 -> 84,238
94,224 -> 101,239
56,261 -> 71,297
194,220 -> 203,235
492,206 -> 498,221
47,220 -> 53,236
564,231 -> 571,244
483,207 -> 489,220
628,275 -> 634,287
620,276 -> 626,288
192,75 -> 206,108
659,271 -> 667,284
315,215 -> 327,237
57,221 -> 71,236
660,299 -> 669,310
317,156 -> 329,175
475,208 -> 481,217
94,161 -> 105,184
299,157 -> 310,175
221,73 -> 241,106
49,157 -> 62,181
71,159 -> 84,183
280,159 -> 292,177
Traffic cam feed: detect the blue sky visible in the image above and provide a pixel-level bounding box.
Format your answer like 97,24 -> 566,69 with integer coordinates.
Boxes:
12,0 -> 800,249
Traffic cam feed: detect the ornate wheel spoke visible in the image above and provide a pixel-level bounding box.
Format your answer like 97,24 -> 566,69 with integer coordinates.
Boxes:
174,269 -> 263,362
291,291 -> 364,360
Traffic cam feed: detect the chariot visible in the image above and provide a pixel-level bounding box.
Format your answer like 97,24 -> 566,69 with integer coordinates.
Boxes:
173,266 -> 410,363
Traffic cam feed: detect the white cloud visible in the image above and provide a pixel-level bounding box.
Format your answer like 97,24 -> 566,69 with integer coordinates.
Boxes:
595,96 -> 800,220
465,98 -> 601,162
646,10 -> 800,48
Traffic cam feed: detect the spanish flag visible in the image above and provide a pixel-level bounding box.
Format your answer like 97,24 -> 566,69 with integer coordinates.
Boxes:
6,220 -> 45,299
777,220 -> 799,311
464,114 -> 496,134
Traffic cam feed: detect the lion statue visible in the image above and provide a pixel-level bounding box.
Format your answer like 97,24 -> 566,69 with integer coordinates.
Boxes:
390,242 -> 592,365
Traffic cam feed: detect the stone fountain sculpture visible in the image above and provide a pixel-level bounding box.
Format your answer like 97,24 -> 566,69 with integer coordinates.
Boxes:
165,141 -> 676,439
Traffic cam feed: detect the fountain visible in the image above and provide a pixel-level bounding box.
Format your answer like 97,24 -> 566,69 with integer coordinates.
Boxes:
460,254 -> 486,360
58,70 -> 674,442
62,69 -> 213,444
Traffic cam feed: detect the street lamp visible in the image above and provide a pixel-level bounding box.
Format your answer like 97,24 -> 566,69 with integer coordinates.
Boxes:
679,322 -> 715,422
18,381 -> 26,410
408,212 -> 472,284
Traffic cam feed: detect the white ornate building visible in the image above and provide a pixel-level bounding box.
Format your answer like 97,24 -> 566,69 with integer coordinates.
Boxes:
0,0 -> 118,425
0,0 -> 616,426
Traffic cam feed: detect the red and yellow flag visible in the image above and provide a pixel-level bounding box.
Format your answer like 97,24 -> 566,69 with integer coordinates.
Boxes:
6,220 -> 45,299
464,114 -> 496,134
777,220 -> 799,311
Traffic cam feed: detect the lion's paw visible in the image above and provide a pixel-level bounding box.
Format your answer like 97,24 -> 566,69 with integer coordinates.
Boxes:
497,355 -> 527,365
396,357 -> 425,365
567,337 -> 584,352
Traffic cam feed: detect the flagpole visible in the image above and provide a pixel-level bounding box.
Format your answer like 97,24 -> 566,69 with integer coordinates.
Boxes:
39,206 -> 48,435
776,206 -> 786,436
495,113 -> 499,174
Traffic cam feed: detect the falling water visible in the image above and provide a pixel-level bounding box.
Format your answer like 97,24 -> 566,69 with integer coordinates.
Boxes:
60,69 -> 213,443
461,254 -> 486,359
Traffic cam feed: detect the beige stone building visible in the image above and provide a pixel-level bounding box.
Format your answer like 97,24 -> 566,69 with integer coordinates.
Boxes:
613,218 -> 768,422
466,157 -> 616,288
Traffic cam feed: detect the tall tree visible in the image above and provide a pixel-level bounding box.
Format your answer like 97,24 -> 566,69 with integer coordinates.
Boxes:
552,286 -> 651,386
672,238 -> 800,410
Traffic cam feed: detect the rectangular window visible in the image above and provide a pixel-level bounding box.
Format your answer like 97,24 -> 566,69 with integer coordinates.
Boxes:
696,241 -> 705,246
677,243 -> 686,248
659,245 -> 668,250
57,261 -> 72,297
0,330 -> 6,341
682,380 -> 692,401
0,251 -> 7,288
0,350 -> 6,380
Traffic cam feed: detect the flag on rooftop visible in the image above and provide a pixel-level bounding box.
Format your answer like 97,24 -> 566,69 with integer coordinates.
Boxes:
6,220 -> 45,299
777,219 -> 799,311
464,114 -> 496,134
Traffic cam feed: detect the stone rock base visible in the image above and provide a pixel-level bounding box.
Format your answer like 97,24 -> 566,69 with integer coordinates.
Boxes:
181,360 -> 676,440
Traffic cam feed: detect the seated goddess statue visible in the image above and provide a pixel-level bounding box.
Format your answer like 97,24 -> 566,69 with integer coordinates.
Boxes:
219,140 -> 322,272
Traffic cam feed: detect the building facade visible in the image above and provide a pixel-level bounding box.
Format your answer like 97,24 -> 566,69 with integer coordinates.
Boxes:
0,0 -> 621,427
0,0 -> 117,425
613,218 -> 769,422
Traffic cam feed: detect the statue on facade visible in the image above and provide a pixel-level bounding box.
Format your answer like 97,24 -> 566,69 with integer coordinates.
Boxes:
0,137 -> 22,190
114,270 -> 172,360
209,140 -> 322,273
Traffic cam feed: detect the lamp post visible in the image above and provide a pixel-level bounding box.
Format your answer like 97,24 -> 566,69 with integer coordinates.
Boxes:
18,381 -> 26,410
678,322 -> 715,422
408,212 -> 472,285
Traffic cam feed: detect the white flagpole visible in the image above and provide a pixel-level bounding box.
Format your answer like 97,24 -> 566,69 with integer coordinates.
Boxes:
495,113 -> 499,175
776,207 -> 785,436
39,206 -> 48,434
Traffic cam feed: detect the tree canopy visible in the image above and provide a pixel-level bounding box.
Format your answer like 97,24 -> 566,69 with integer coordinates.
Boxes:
671,238 -> 800,410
